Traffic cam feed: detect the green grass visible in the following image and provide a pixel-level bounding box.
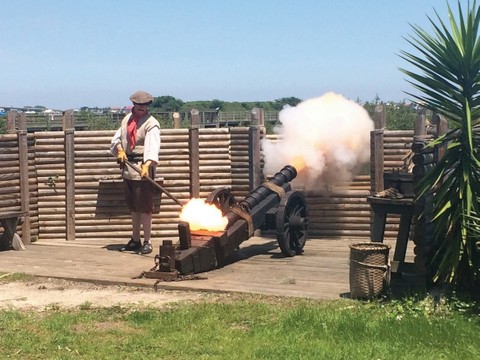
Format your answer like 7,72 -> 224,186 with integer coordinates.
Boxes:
0,272 -> 35,283
0,294 -> 479,359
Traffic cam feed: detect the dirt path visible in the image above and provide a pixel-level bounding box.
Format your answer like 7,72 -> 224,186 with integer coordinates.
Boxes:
0,276 -> 213,311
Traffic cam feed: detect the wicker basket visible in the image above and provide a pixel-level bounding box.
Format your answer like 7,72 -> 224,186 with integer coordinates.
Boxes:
349,242 -> 391,299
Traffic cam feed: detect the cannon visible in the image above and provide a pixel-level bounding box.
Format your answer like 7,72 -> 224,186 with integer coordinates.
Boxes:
144,165 -> 308,280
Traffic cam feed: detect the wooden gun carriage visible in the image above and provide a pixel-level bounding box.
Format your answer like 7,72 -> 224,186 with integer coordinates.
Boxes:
145,165 -> 309,280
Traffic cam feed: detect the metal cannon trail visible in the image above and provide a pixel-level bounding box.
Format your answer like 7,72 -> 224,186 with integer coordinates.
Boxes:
144,165 -> 309,280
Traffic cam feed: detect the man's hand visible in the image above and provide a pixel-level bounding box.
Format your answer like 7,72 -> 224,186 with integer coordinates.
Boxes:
141,163 -> 149,177
117,148 -> 127,163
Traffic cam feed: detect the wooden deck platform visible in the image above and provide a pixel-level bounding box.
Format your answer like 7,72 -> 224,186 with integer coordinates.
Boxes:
0,236 -> 421,300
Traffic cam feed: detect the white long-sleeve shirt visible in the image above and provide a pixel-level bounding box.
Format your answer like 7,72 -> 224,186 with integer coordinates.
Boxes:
110,125 -> 160,164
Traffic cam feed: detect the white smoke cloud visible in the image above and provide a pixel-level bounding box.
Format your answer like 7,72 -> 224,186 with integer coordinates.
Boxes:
262,92 -> 373,191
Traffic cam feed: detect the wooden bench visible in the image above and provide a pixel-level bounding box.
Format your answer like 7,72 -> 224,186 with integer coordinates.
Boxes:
0,212 -> 27,251
367,196 -> 415,274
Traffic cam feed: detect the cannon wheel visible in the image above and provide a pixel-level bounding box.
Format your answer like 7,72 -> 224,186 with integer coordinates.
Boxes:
206,188 -> 237,214
276,190 -> 308,257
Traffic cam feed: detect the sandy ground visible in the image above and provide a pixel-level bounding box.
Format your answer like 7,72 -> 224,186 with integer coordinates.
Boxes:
0,276 -> 213,311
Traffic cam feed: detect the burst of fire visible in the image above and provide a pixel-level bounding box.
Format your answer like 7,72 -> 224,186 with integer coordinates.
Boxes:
179,198 -> 228,231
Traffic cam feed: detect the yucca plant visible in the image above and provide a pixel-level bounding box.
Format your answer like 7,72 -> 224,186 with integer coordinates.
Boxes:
399,0 -> 480,291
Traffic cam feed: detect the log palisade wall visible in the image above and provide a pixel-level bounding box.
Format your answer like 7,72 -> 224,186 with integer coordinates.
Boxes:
0,134 -> 24,215
303,176 -> 372,238
0,130 -> 39,242
1,109 -> 421,243
35,132 -> 67,239
380,130 -> 416,239
301,129 -> 418,240
33,127 -> 250,241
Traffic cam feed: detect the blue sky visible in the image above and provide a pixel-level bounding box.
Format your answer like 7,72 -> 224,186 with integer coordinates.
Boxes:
1,0 -> 456,109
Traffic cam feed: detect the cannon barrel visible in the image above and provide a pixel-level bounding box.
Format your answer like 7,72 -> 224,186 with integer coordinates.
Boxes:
239,165 -> 297,211
224,165 -> 297,228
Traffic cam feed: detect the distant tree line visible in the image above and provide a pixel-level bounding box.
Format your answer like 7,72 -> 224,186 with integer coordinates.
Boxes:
153,95 -> 417,131
151,96 -> 302,113
362,96 -> 417,130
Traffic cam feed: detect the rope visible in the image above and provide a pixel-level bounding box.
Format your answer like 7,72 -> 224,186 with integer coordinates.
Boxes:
262,182 -> 285,199
229,205 -> 254,237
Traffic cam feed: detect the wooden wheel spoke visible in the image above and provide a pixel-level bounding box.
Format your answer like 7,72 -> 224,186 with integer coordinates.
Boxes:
276,191 -> 308,257
206,188 -> 237,214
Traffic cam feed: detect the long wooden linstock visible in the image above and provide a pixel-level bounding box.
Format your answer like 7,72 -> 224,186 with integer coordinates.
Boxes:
124,160 -> 185,207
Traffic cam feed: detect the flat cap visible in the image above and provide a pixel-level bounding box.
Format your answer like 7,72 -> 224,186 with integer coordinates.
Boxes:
129,90 -> 153,105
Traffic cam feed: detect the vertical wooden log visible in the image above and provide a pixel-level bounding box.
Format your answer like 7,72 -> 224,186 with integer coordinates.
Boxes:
189,109 -> 200,198
258,108 -> 265,184
249,108 -> 263,192
63,110 -> 76,241
370,104 -> 385,193
433,113 -> 448,162
172,112 -> 180,129
6,110 -> 16,134
369,105 -> 385,247
414,109 -> 427,139
17,113 -> 31,244
411,107 -> 431,286
250,108 -> 263,236
412,109 -> 428,186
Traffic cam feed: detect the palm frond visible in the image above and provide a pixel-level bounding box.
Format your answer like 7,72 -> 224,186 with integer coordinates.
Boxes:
400,0 -> 480,289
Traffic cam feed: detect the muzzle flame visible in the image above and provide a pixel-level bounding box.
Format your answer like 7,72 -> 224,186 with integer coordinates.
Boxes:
179,198 -> 228,231
290,156 -> 307,172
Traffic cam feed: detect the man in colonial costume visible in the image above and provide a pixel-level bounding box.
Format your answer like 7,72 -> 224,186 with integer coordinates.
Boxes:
111,90 -> 160,254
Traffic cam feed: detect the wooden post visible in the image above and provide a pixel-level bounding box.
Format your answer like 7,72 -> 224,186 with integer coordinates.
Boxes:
172,112 -> 180,129
433,113 -> 448,162
411,107 -> 433,285
249,108 -> 263,192
17,112 -> 31,244
6,110 -> 16,134
411,108 -> 429,191
63,110 -> 76,241
370,104 -> 385,194
250,108 -> 264,236
414,109 -> 427,139
189,109 -> 200,198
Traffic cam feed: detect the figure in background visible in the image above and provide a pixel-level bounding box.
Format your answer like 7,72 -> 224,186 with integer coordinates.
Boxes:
111,90 -> 160,254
